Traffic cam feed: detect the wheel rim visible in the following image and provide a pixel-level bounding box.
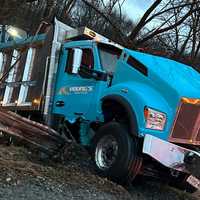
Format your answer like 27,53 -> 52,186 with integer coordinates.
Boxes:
95,135 -> 119,170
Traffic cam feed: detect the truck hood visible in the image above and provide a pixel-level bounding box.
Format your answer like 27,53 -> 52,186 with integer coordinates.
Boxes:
126,49 -> 200,100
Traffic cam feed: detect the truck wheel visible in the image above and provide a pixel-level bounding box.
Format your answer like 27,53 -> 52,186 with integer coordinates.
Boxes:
91,122 -> 142,183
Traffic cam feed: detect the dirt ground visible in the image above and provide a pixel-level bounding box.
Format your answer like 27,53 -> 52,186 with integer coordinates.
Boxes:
0,143 -> 199,200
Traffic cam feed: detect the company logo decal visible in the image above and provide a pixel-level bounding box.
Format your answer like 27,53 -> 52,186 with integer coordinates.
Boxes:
59,86 -> 93,95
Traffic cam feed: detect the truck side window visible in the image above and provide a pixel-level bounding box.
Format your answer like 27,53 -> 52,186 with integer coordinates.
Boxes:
98,43 -> 122,74
65,49 -> 74,73
81,49 -> 94,69
65,48 -> 94,74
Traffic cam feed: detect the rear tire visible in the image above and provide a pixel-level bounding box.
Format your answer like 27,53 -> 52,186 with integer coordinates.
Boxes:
91,122 -> 142,183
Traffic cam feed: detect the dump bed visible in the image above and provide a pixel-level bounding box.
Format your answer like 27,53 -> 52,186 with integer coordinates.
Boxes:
0,19 -> 73,117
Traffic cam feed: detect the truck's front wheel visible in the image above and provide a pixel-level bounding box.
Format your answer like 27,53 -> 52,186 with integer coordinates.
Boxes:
91,122 -> 142,183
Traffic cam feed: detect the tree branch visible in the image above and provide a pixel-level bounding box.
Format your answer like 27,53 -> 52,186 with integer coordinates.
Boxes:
128,0 -> 162,41
136,5 -> 198,46
81,0 -> 127,45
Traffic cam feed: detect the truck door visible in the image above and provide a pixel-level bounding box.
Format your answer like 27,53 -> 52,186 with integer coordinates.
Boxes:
53,45 -> 99,122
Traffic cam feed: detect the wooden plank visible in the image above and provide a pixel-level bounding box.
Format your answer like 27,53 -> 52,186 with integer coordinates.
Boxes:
0,109 -> 67,156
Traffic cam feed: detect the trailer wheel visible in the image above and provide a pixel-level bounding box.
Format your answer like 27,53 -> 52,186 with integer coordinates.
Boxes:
91,122 -> 142,183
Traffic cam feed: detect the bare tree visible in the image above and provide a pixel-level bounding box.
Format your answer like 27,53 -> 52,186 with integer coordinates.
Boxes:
1,0 -> 200,68
0,0 -> 77,33
68,0 -> 133,44
129,0 -> 200,46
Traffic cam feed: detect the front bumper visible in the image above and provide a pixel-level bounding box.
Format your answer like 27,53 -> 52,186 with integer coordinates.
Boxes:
143,134 -> 200,189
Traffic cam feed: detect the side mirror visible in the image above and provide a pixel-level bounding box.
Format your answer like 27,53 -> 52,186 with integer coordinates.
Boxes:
71,48 -> 83,74
79,66 -> 107,81
79,66 -> 94,79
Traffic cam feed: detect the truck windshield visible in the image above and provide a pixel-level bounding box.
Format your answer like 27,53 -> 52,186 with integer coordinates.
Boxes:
98,43 -> 122,74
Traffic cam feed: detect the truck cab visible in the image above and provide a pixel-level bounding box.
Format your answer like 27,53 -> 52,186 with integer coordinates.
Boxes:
52,30 -> 200,191
53,40 -> 121,124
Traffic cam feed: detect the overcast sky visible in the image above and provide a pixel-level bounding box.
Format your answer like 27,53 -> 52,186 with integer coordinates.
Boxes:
123,0 -> 154,22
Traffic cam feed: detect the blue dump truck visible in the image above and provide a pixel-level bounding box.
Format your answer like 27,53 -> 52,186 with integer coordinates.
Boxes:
0,19 -> 200,192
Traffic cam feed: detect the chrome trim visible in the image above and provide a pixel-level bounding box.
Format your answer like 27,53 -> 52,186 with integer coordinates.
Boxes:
143,134 -> 200,173
95,135 -> 118,170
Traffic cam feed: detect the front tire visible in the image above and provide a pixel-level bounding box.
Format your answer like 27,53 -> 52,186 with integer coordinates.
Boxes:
91,122 -> 142,183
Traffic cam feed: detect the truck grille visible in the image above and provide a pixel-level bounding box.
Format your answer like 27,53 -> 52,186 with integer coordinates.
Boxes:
169,101 -> 200,145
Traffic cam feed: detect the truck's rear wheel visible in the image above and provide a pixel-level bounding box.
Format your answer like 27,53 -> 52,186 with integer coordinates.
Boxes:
91,122 -> 142,183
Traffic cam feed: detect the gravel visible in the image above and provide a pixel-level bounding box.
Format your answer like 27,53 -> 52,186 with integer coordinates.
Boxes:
0,143 -> 199,200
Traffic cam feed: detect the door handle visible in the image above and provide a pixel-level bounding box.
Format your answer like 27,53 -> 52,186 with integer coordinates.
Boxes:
56,101 -> 65,107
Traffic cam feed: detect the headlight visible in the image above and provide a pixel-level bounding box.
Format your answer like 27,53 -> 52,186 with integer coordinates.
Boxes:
144,107 -> 166,131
